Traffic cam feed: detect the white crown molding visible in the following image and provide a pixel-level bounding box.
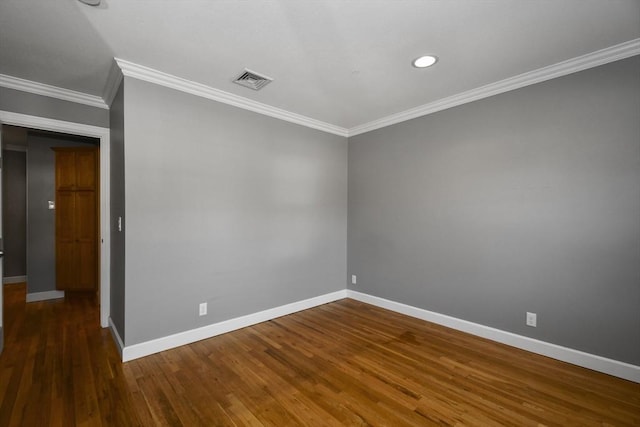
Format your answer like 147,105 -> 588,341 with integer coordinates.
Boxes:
102,60 -> 124,107
346,290 -> 640,383
1,38 -> 636,137
348,38 -> 640,137
114,58 -> 349,138
0,74 -> 108,110
121,289 -> 348,361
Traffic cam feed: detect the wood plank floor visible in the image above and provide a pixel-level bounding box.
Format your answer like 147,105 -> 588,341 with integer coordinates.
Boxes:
1,283 -> 638,426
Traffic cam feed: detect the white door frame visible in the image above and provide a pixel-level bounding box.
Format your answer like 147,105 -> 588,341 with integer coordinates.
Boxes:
0,110 -> 111,328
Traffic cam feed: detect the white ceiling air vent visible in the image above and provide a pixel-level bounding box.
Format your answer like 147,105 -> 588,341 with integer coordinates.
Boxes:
232,69 -> 273,91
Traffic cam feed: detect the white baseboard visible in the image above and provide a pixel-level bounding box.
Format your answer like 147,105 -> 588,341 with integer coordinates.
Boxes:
346,290 -> 640,383
109,317 -> 125,358
26,290 -> 65,302
114,286 -> 639,383
122,289 -> 348,362
3,276 -> 27,284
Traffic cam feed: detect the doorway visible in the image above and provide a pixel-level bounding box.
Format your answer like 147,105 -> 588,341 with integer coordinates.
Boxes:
0,111 -> 111,344
3,127 -> 101,299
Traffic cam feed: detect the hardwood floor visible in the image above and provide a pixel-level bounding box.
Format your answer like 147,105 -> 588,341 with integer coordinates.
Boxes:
0,283 -> 140,426
1,283 -> 638,426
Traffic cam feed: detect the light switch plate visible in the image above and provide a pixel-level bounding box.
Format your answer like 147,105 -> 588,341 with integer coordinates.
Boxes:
48,201 -> 55,210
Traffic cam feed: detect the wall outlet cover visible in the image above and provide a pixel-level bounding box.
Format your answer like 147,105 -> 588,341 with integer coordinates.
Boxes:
526,312 -> 537,327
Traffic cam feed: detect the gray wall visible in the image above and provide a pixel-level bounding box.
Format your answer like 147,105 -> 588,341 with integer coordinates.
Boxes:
2,149 -> 27,278
27,133 -> 98,295
122,77 -> 348,346
348,56 -> 640,365
110,82 -> 126,341
0,87 -> 108,128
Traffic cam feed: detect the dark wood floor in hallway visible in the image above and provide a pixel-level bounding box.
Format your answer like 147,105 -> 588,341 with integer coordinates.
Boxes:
0,282 -> 638,426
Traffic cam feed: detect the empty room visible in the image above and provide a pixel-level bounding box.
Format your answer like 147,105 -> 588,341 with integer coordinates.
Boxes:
0,0 -> 639,425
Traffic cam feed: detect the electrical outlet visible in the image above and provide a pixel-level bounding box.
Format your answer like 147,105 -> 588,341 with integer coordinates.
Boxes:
351,274 -> 357,285
526,312 -> 537,327
199,302 -> 207,316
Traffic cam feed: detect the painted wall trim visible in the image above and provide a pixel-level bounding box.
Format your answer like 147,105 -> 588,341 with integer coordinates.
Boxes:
0,74 -> 108,110
102,60 -> 124,107
26,290 -> 65,303
3,144 -> 27,152
122,289 -> 348,362
346,290 -> 640,383
98,119 -> 111,330
3,276 -> 27,284
0,110 -> 111,329
117,286 -> 639,381
2,39 -> 636,138
0,111 -> 108,140
348,38 -> 640,136
109,317 -> 125,358
114,58 -> 349,138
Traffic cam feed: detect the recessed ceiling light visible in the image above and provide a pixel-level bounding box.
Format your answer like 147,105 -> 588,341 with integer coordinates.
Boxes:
412,55 -> 438,68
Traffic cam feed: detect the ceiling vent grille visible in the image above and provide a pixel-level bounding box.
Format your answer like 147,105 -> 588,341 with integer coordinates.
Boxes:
232,69 -> 273,91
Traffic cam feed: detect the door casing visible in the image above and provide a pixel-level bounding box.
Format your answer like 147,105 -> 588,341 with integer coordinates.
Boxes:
0,110 -> 111,328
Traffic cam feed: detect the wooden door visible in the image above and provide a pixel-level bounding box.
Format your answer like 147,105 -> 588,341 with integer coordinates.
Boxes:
54,147 -> 99,291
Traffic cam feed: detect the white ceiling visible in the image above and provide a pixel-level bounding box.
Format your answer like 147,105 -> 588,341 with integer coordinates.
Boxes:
1,0 -> 639,130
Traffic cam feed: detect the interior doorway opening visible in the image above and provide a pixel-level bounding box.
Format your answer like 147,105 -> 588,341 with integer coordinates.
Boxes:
0,112 -> 111,347
3,126 -> 100,306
